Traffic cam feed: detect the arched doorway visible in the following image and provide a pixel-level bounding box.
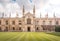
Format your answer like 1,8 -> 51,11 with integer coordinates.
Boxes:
19,27 -> 22,32
13,27 -> 15,30
27,27 -> 30,32
36,27 -> 39,32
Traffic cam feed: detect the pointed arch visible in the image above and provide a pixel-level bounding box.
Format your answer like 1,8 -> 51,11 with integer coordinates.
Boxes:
27,18 -> 31,24
13,27 -> 15,30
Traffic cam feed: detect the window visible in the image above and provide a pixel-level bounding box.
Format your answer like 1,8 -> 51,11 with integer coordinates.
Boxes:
27,18 -> 31,24
56,21 -> 59,25
19,20 -> 21,22
19,23 -> 21,25
49,21 -> 52,25
5,27 -> 8,31
19,20 -> 22,25
12,21 -> 15,25
0,20 -> 1,25
6,20 -> 8,25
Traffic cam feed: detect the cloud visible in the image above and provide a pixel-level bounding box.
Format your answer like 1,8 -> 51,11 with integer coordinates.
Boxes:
0,0 -> 60,18
45,0 -> 60,17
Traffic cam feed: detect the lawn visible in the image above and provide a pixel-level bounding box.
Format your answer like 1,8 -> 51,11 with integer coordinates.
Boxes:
0,32 -> 60,41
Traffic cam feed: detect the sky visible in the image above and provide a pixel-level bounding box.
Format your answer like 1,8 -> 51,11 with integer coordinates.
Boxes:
0,0 -> 60,18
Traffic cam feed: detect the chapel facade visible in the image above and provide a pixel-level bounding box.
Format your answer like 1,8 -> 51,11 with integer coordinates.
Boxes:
0,5 -> 60,32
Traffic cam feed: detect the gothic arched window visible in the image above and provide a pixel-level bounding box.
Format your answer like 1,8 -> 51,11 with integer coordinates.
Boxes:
49,21 -> 52,25
6,20 -> 8,25
5,27 -> 8,31
56,21 -> 59,25
12,21 -> 15,25
27,18 -> 31,24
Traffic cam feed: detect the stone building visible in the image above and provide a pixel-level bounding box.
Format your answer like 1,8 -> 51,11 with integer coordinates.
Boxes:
0,5 -> 60,32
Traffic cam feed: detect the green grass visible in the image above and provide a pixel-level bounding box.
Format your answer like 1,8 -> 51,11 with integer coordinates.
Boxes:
0,32 -> 60,41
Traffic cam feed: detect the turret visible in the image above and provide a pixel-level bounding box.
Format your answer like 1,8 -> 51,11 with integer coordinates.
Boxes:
33,5 -> 35,17
53,12 -> 56,18
2,12 -> 4,18
16,12 -> 18,18
45,12 -> 48,18
9,13 -> 11,18
22,5 -> 25,16
40,12 -> 41,18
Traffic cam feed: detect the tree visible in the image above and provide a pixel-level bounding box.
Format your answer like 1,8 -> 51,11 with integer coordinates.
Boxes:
55,26 -> 60,32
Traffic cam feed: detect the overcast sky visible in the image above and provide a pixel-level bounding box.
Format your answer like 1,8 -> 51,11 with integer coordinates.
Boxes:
0,0 -> 60,18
